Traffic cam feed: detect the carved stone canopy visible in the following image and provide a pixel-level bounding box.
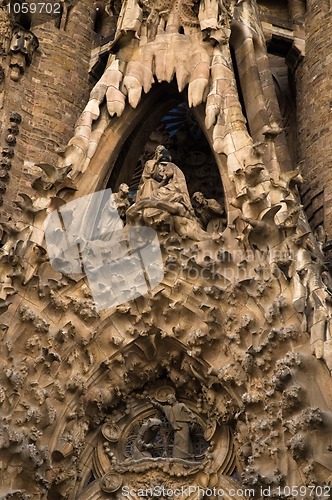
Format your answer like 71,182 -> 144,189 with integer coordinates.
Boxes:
48,337 -> 238,499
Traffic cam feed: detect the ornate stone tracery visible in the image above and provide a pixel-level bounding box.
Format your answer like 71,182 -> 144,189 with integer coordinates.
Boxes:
0,0 -> 332,498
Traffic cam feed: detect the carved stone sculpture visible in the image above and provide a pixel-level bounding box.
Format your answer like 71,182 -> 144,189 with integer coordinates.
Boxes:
192,191 -> 226,232
97,182 -> 130,238
9,26 -> 39,81
149,394 -> 197,459
127,145 -> 217,240
2,0 -> 332,498
131,417 -> 162,459
0,2 -> 11,54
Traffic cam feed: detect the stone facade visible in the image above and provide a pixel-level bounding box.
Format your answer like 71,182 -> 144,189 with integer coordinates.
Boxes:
297,0 -> 332,235
0,0 -> 332,498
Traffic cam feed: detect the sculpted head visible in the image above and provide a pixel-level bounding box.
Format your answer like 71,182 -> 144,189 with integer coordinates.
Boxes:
154,145 -> 167,160
166,394 -> 177,405
193,192 -> 206,205
119,183 -> 129,195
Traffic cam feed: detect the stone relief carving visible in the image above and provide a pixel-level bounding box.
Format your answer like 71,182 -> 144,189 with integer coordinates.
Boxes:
127,145 -> 220,240
0,2 -> 11,54
65,373 -> 235,499
9,26 -> 39,81
56,0 -> 266,176
1,0 -> 332,497
0,112 -> 21,206
148,394 -> 198,459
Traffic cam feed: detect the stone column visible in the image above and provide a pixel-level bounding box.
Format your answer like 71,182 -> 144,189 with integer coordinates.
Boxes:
288,0 -> 306,21
0,0 -> 95,217
297,1 -> 332,236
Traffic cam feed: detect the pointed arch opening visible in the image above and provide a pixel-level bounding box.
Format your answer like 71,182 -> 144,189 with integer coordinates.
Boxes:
104,81 -> 226,211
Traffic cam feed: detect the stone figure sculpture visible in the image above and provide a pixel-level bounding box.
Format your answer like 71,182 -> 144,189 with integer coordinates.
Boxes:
148,395 -> 197,459
192,191 -> 226,232
127,146 -> 217,240
97,183 -> 130,239
131,417 -> 163,459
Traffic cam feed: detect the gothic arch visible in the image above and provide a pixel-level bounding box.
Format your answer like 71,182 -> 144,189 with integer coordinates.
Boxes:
47,336 -> 241,499
2,1 -> 332,497
71,81 -> 235,220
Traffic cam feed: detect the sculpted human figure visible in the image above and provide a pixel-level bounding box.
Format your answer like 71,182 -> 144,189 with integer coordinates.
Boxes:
132,417 -> 162,459
127,146 -> 218,241
192,191 -> 226,232
97,183 -> 130,239
136,145 -> 168,202
113,183 -> 131,222
148,395 -> 197,459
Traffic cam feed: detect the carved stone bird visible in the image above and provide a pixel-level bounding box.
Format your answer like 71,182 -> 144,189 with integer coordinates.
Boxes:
240,205 -> 282,250
14,193 -> 46,219
36,163 -> 72,183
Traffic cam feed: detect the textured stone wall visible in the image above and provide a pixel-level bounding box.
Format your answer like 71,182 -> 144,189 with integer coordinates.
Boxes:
0,1 -> 95,219
297,1 -> 332,234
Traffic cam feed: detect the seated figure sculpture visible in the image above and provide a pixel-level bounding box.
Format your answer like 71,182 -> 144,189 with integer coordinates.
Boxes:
132,417 -> 163,460
192,191 -> 226,232
127,146 -> 218,241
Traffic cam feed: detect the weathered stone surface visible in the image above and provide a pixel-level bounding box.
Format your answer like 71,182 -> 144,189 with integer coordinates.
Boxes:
1,0 -> 332,498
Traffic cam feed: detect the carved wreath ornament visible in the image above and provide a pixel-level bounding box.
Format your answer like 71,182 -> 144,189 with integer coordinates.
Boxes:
70,384 -> 236,498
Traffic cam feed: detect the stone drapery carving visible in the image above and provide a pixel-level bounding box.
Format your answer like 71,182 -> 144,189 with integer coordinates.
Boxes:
131,417 -> 162,459
97,182 -> 130,237
148,394 -> 197,459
